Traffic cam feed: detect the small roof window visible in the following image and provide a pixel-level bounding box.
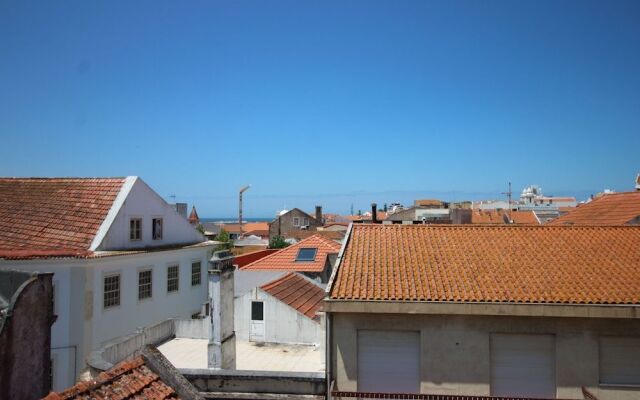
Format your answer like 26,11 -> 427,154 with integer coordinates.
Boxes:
296,248 -> 317,262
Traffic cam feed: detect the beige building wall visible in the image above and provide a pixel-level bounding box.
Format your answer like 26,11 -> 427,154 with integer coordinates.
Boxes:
330,313 -> 640,400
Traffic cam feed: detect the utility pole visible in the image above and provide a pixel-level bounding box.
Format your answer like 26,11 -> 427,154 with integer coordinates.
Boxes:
501,182 -> 512,223
239,185 -> 251,236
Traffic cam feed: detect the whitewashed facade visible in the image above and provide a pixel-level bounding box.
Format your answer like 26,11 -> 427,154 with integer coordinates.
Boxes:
0,177 -> 215,391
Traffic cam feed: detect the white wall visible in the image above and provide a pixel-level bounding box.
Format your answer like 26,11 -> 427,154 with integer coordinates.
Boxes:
97,178 -> 204,250
234,270 -> 286,297
0,244 -> 212,391
89,247 -> 210,347
235,288 -> 323,345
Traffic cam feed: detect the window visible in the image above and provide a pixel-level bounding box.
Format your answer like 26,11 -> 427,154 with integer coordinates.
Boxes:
293,217 -> 300,227
130,218 -> 142,241
191,261 -> 202,286
296,248 -> 317,261
251,301 -> 264,321
600,337 -> 640,385
167,265 -> 179,292
103,274 -> 120,308
138,270 -> 152,300
303,217 -> 309,226
152,218 -> 163,240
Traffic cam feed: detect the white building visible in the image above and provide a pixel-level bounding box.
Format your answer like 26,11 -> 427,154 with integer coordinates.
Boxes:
235,272 -> 324,346
0,177 -> 216,391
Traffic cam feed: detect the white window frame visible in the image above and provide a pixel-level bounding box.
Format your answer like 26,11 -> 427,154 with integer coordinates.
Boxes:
138,268 -> 153,301
303,217 -> 309,226
167,264 -> 180,293
293,217 -> 300,227
130,218 -> 142,241
103,273 -> 121,309
152,217 -> 163,240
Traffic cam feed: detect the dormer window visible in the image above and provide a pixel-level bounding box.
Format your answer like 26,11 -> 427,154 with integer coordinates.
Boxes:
296,248 -> 317,262
130,218 -> 142,241
152,218 -> 163,240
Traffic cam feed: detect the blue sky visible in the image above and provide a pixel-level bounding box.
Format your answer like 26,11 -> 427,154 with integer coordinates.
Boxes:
1,1 -> 639,217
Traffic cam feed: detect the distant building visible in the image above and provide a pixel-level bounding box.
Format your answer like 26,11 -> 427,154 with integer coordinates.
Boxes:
188,205 -> 200,225
471,209 -> 540,225
268,206 -> 323,240
0,177 -> 215,390
519,185 -> 577,208
0,270 -> 54,400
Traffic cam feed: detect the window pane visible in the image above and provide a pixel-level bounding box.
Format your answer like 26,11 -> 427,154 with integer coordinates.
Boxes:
251,301 -> 263,321
167,265 -> 179,292
104,275 -> 120,308
296,248 -> 317,261
152,218 -> 163,240
191,261 -> 201,286
138,270 -> 152,300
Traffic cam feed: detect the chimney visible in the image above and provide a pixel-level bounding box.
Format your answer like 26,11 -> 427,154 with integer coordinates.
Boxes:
315,205 -> 323,225
207,250 -> 236,369
371,203 -> 378,223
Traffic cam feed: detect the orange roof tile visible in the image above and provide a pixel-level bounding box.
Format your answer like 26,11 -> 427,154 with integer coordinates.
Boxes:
0,178 -> 124,255
284,229 -> 345,241
471,209 -> 539,225
329,224 -> 640,304
260,272 -> 324,321
43,356 -> 180,400
240,234 -> 341,272
549,192 -> 640,225
188,206 -> 199,224
218,222 -> 269,234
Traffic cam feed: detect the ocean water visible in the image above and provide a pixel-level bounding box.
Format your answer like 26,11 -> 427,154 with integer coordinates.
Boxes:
201,217 -> 272,223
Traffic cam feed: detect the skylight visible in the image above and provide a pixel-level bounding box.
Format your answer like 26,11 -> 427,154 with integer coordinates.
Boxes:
296,248 -> 317,262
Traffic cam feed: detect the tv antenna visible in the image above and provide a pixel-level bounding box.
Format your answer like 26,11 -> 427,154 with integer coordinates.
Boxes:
501,182 -> 513,223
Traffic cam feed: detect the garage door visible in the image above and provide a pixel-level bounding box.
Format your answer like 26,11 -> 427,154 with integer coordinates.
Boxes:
357,330 -> 420,393
491,333 -> 556,398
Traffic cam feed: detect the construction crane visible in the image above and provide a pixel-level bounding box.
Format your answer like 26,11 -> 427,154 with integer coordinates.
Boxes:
239,185 -> 251,236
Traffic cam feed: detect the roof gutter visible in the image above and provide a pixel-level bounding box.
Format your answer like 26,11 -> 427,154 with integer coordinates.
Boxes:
323,298 -> 640,319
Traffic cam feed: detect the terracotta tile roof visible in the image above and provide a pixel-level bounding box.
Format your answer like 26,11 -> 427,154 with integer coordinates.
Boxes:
218,222 -> 269,234
414,199 -> 444,207
43,356 -> 180,400
240,234 -> 341,272
329,224 -> 640,304
188,206 -> 199,224
260,272 -> 324,321
0,178 -> 124,255
284,229 -> 345,241
471,210 -> 539,225
233,249 -> 279,267
549,192 -> 640,225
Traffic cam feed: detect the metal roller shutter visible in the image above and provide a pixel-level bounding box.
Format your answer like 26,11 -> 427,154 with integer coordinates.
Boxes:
357,330 -> 420,393
491,333 -> 556,398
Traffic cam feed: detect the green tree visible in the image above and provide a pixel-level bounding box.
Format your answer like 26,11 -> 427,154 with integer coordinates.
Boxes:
196,223 -> 205,235
215,228 -> 233,250
269,235 -> 289,249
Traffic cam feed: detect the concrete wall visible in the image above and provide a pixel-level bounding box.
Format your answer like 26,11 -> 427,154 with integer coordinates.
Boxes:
98,177 -> 205,250
0,272 -> 53,400
0,244 -> 212,391
235,288 -> 323,345
331,313 -> 640,400
182,368 -> 325,396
